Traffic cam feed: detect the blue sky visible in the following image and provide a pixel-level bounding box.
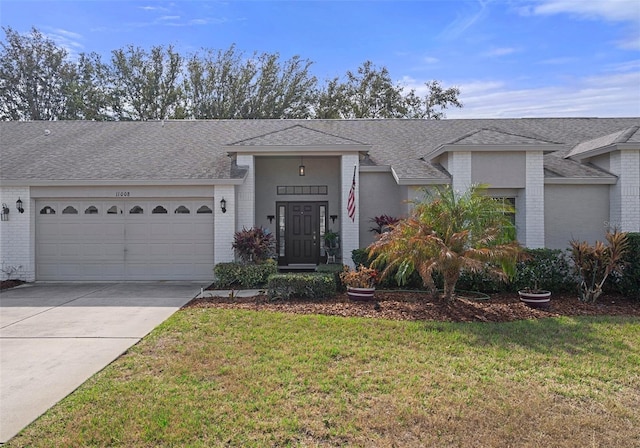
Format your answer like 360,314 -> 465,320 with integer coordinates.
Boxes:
2,0 -> 639,118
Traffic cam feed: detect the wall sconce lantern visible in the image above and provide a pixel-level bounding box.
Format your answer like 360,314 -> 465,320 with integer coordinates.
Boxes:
298,157 -> 305,176
220,198 -> 227,214
267,215 -> 275,224
16,197 -> 24,214
330,214 -> 338,223
1,203 -> 9,221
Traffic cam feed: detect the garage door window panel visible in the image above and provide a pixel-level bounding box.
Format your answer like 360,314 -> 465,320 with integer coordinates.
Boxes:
152,205 -> 168,214
175,205 -> 190,214
40,206 -> 56,214
85,206 -> 99,214
197,205 -> 212,214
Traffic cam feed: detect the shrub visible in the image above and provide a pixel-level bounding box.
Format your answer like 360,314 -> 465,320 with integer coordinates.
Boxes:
339,265 -> 378,288
316,263 -> 346,291
267,273 -> 336,300
512,248 -> 576,293
214,260 -> 278,288
233,227 -> 275,263
570,230 -> 628,303
351,248 -> 370,267
613,232 -> 640,299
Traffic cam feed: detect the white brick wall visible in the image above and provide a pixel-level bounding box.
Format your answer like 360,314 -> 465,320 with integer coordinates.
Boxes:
525,152 -> 545,248
449,152 -> 472,193
236,154 -> 255,231
0,186 -> 34,281
214,185 -> 236,265
341,155 -> 359,268
619,150 -> 640,232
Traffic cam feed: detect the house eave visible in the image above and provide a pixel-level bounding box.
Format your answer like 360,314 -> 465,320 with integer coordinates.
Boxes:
226,144 -> 371,155
567,143 -> 640,161
0,177 -> 247,187
427,143 -> 564,160
544,177 -> 617,185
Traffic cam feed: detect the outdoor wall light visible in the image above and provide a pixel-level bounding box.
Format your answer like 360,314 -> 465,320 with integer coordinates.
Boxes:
16,198 -> 24,214
1,203 -> 9,221
220,198 -> 227,214
330,214 -> 338,223
267,215 -> 275,223
299,157 -> 305,176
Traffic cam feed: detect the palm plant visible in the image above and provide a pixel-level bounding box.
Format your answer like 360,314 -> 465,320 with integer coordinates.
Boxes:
368,184 -> 521,301
569,230 -> 628,303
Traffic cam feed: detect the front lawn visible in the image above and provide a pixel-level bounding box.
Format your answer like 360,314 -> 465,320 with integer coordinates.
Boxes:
7,308 -> 640,447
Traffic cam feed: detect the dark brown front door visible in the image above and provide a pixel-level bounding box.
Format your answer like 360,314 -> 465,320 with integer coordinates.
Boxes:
287,202 -> 318,264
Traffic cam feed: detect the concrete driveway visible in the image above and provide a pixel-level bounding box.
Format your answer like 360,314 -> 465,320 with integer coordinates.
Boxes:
0,282 -> 203,444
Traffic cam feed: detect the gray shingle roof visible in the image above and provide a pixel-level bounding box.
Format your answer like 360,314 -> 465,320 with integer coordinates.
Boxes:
2,118 -> 639,184
565,125 -> 640,159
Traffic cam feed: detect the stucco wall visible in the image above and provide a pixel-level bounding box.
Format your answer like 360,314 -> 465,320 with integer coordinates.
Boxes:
254,156 -> 341,234
471,152 -> 526,188
544,184 -> 610,249
359,171 -> 406,248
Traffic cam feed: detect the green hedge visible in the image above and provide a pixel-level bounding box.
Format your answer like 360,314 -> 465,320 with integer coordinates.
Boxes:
614,232 -> 640,299
316,263 -> 346,292
214,261 -> 278,288
512,248 -> 576,293
267,272 -> 337,300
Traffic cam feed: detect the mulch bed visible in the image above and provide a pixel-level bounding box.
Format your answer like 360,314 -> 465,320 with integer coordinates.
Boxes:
0,280 -> 25,290
185,290 -> 640,323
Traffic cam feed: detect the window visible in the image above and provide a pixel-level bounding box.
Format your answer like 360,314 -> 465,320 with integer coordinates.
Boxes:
152,205 -> 168,214
278,204 -> 286,257
175,205 -> 190,214
84,206 -> 99,214
62,206 -> 78,214
196,205 -> 212,214
492,197 -> 516,240
277,185 -> 328,195
39,206 -> 56,214
107,206 -> 119,215
129,205 -> 143,214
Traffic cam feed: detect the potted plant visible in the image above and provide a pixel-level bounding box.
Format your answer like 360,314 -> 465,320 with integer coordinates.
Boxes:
516,253 -> 552,309
340,264 -> 378,301
324,230 -> 340,261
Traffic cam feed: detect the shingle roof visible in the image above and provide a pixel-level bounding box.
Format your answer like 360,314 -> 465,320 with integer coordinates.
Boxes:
565,125 -> 640,159
1,118 -> 639,184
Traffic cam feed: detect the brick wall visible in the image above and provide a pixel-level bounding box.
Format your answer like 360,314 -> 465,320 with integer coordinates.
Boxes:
236,154 -> 255,231
525,152 -> 545,248
341,155 -> 359,268
449,152 -> 472,193
214,185 -> 236,265
0,187 -> 34,281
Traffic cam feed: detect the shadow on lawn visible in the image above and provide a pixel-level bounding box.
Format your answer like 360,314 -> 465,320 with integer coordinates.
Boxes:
424,314 -> 638,358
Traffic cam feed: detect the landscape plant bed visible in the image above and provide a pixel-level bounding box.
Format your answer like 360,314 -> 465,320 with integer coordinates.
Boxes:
185,290 -> 640,322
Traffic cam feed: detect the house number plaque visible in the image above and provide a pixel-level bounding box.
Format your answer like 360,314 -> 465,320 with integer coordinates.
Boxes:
115,192 -> 131,197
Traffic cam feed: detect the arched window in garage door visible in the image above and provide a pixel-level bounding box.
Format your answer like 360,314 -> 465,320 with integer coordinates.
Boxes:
62,206 -> 78,214
129,205 -> 144,214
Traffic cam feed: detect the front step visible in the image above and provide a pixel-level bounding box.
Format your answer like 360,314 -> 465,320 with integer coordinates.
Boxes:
278,264 -> 317,272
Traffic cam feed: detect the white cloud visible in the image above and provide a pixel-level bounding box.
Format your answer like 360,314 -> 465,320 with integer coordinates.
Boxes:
529,0 -> 640,23
523,0 -> 640,50
439,0 -> 490,40
424,56 -> 439,64
424,71 -> 640,118
482,47 -> 518,57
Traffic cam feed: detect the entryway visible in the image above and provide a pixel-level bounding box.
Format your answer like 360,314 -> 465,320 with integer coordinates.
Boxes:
276,201 -> 328,266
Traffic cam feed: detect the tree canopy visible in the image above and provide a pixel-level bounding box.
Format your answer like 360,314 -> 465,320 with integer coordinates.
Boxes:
1,26 -> 462,121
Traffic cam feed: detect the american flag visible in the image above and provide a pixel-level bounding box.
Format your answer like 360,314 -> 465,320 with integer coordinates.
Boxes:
347,166 -> 356,222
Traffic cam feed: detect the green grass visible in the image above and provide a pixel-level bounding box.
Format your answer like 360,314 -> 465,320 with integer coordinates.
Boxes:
7,310 -> 640,447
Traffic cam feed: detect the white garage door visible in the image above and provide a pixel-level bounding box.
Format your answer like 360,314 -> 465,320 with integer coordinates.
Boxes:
36,199 -> 215,281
